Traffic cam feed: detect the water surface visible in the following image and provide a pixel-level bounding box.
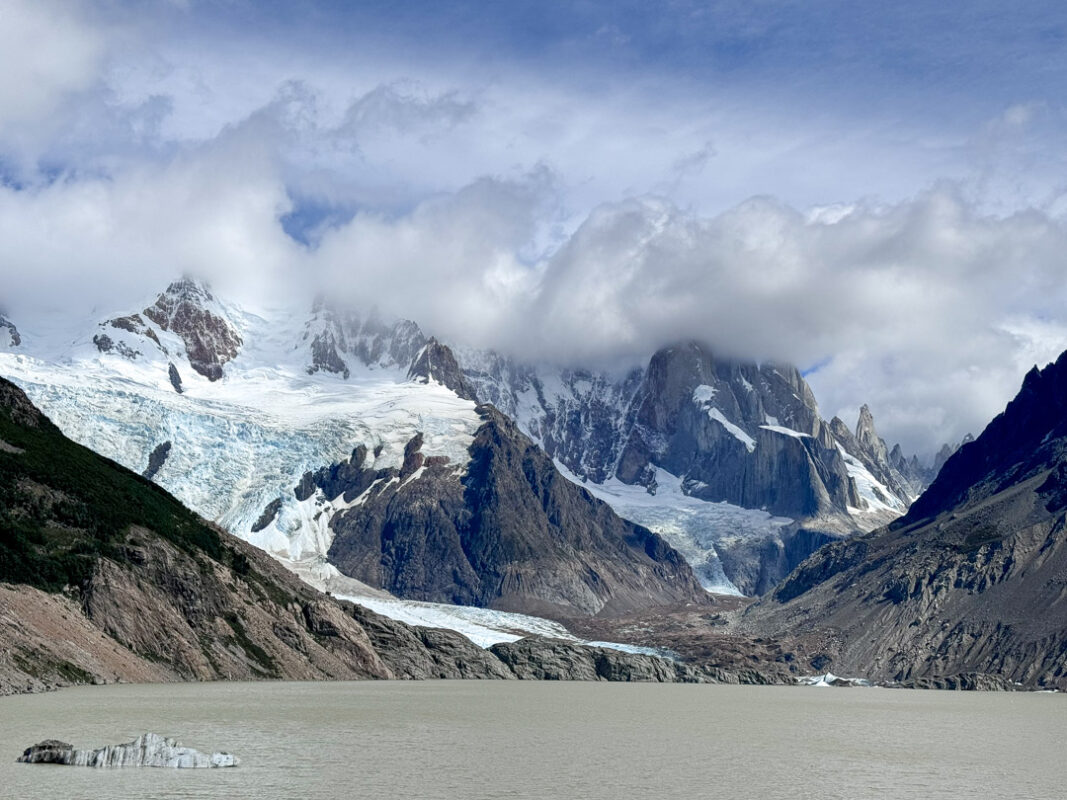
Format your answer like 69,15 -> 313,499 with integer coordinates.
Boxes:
1,681 -> 1064,799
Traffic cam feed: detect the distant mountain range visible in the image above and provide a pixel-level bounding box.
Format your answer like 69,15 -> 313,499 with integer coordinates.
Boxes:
0,279 -> 938,615
4,277 -> 1065,691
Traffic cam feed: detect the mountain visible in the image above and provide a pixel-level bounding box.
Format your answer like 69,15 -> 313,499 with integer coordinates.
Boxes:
317,404 -> 706,617
0,375 -> 520,692
461,342 -> 924,594
0,281 -> 708,624
1,376 -> 795,693
748,351 -> 1067,690
2,279 -> 931,606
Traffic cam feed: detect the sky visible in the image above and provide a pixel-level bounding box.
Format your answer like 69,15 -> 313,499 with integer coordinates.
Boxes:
2,0 -> 1067,456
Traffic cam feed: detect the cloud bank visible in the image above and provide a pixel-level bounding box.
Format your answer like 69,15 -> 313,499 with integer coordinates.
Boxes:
3,0 -> 1067,457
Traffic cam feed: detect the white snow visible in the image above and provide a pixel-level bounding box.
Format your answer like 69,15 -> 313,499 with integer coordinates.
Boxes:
692,384 -> 717,403
836,444 -> 907,516
706,407 -> 757,452
0,305 -> 482,565
759,424 -> 811,439
556,463 -> 793,596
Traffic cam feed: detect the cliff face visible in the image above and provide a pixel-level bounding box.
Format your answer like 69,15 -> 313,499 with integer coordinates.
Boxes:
748,351 -> 1067,690
462,341 -> 920,594
317,405 -> 710,619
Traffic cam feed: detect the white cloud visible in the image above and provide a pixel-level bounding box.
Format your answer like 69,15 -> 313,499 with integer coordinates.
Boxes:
4,5 -> 1067,460
0,0 -> 106,147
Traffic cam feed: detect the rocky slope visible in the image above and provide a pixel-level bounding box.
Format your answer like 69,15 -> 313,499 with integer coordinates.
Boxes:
746,351 -> 1067,690
0,376 -> 770,694
308,404 -> 709,618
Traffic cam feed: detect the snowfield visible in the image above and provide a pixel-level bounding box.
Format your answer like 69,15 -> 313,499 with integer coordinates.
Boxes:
555,463 -> 793,596
0,303 -> 667,655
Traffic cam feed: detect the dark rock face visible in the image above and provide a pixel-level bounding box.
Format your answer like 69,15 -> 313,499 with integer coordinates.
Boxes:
143,279 -> 242,381
319,405 -> 709,618
750,350 -> 1067,690
489,638 -> 697,682
0,315 -> 21,347
407,338 -> 478,401
168,362 -> 184,394
92,333 -> 140,359
0,378 -> 41,427
142,441 -> 172,481
250,498 -> 282,533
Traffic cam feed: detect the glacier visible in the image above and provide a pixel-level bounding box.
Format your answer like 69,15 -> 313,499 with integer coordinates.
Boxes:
0,301 -> 677,654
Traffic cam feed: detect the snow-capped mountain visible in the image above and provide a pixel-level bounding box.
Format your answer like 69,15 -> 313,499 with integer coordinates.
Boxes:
460,341 -> 929,594
0,278 -> 935,604
0,279 -> 707,620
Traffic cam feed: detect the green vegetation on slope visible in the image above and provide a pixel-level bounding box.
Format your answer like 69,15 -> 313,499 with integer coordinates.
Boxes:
0,377 -> 224,591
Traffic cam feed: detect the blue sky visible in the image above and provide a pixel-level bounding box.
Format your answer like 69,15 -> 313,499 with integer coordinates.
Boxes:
3,0 -> 1067,454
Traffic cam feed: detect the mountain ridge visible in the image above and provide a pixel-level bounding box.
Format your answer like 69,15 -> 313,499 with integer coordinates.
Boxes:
746,350 -> 1067,689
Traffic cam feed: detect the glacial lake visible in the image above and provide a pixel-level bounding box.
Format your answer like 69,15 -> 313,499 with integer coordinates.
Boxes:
1,681 -> 1064,799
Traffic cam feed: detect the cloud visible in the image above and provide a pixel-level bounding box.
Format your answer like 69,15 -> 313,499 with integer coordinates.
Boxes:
0,0 -> 107,154
0,129 -> 301,315
302,183 -> 1067,455
5,1 -> 1067,460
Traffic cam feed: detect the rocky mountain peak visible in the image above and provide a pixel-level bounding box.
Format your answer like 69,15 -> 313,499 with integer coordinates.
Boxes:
143,279 -> 242,381
906,350 -> 1067,524
408,338 -> 478,401
302,299 -> 427,378
0,315 -> 20,349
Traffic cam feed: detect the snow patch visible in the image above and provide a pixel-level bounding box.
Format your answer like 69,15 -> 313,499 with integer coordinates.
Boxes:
837,444 -> 906,516
692,384 -> 717,404
760,424 -> 811,439
555,463 -> 793,596
706,408 -> 756,452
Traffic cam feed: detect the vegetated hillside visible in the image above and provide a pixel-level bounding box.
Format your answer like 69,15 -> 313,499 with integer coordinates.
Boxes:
748,352 -> 1067,690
